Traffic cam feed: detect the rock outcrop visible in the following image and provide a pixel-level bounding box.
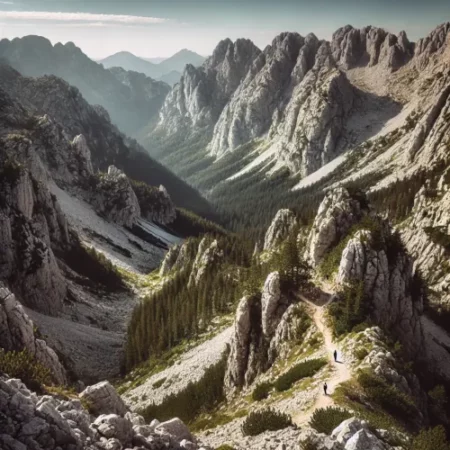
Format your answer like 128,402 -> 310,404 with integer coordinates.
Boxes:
80,381 -> 128,417
305,188 -> 364,267
337,229 -> 424,357
0,285 -> 67,385
263,209 -> 297,251
225,271 -> 306,393
414,22 -> 450,69
157,38 -> 261,135
0,376 -> 200,450
188,237 -> 224,286
331,25 -> 414,71
92,166 -> 141,227
0,151 -> 69,315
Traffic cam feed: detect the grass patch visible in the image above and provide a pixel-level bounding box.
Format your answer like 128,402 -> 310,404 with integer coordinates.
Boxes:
274,358 -> 327,392
0,349 -> 53,392
191,408 -> 248,432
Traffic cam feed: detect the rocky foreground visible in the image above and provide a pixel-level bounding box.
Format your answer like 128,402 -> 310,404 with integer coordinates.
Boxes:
1,373 -> 405,450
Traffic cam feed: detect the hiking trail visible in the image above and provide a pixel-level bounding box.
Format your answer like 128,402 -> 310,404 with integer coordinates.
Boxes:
293,294 -> 352,425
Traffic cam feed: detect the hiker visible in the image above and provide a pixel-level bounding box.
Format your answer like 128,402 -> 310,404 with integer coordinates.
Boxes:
333,350 -> 338,362
323,382 -> 328,395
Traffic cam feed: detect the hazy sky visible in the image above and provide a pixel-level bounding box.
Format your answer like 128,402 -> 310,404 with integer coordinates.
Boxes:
0,0 -> 449,59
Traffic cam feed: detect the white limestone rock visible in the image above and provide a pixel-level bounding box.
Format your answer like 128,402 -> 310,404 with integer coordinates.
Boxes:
92,165 -> 141,227
155,417 -> 193,442
80,381 -> 128,417
305,187 -> 363,267
263,209 -> 297,251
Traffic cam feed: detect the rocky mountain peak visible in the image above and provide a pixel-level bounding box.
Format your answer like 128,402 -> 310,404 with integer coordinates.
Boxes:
331,24 -> 414,70
415,22 -> 450,68
263,209 -> 297,251
305,188 -> 365,267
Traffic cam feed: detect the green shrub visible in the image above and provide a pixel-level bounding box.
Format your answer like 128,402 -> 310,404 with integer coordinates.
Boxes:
215,445 -> 236,450
328,281 -> 368,336
152,377 -> 166,388
355,347 -> 369,361
299,436 -> 321,450
241,408 -> 292,436
309,406 -> 352,435
411,426 -> 450,450
274,358 -> 327,392
252,381 -> 272,401
62,241 -> 126,292
357,370 -> 417,421
0,349 -> 52,391
141,353 -> 226,424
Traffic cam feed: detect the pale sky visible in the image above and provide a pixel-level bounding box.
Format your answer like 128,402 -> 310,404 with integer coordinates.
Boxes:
0,0 -> 449,59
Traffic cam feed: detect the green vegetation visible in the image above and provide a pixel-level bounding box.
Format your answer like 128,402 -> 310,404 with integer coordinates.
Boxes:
167,208 -> 228,238
129,179 -> 173,220
215,445 -> 236,450
191,408 -> 248,432
125,234 -> 252,370
61,241 -> 126,292
274,358 -> 327,392
126,227 -> 311,370
252,381 -> 273,401
328,281 -> 368,336
0,349 -> 52,391
411,426 -> 450,450
152,377 -> 166,388
140,352 -> 226,424
241,408 -> 292,436
357,370 -> 418,424
309,406 -> 352,435
299,436 -> 321,450
0,157 -> 23,185
424,227 -> 450,252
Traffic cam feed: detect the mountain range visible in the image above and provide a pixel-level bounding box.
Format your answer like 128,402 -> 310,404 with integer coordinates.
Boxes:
2,20 -> 450,450
98,48 -> 205,85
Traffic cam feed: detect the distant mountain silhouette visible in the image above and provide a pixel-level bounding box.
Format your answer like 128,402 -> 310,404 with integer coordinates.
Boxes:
99,49 -> 205,84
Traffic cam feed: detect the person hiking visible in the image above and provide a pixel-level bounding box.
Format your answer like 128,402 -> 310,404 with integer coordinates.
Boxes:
323,382 -> 328,395
333,350 -> 338,362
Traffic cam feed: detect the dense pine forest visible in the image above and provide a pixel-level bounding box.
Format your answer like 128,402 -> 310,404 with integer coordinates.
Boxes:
125,228 -> 311,372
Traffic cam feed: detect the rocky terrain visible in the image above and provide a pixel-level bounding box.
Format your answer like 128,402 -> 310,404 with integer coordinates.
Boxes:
3,18 -> 450,450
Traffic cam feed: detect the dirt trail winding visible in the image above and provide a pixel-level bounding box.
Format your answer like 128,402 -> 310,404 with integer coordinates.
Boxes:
293,295 -> 352,425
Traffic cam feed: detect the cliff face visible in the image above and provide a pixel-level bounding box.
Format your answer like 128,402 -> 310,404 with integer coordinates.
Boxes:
156,38 -> 261,135
337,229 -> 424,356
305,188 -> 364,267
0,285 -> 67,384
224,271 -> 312,394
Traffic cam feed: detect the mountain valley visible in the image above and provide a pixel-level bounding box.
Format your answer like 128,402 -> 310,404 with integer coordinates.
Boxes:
2,17 -> 450,450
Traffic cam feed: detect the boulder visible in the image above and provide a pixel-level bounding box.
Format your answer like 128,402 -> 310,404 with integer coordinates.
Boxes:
80,381 -> 128,417
92,414 -> 133,445
155,418 -> 193,442
344,429 -> 389,450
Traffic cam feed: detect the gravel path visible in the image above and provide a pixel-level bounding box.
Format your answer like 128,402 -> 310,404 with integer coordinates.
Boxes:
293,295 -> 352,425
